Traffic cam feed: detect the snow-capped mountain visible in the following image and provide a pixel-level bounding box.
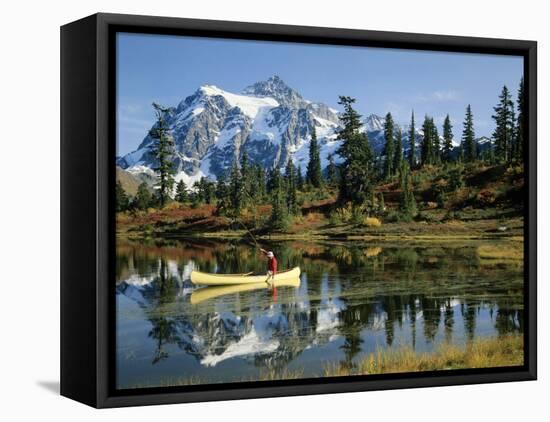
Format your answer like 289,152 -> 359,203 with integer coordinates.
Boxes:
117,76 -> 454,188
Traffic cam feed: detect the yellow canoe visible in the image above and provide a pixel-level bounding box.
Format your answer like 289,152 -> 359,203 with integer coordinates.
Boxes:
190,278 -> 301,304
190,266 -> 301,286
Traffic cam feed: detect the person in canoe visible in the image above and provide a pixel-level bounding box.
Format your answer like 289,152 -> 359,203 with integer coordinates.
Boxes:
259,248 -> 277,283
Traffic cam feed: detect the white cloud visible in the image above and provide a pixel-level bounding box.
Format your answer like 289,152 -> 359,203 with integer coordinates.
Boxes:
432,90 -> 459,101
415,90 -> 460,102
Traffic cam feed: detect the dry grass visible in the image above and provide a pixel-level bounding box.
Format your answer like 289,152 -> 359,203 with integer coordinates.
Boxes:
324,334 -> 523,377
256,368 -> 305,381
477,244 -> 523,260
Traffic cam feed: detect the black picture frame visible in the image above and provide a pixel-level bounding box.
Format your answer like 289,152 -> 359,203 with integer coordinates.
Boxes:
60,12 -> 537,408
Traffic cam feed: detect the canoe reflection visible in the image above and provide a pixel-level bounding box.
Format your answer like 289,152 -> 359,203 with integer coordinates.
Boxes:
190,277 -> 301,304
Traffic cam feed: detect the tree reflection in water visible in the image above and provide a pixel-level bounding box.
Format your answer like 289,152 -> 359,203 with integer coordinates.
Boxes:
115,238 -> 524,385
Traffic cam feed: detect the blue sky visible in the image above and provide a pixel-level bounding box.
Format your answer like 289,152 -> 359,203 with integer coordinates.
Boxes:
117,32 -> 523,156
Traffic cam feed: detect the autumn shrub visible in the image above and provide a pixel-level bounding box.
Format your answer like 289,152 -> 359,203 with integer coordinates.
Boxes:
476,188 -> 497,206
362,217 -> 382,227
163,201 -> 181,211
329,205 -> 353,225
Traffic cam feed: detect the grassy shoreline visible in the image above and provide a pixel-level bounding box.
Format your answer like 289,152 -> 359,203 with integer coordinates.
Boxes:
117,211 -> 524,243
123,334 -> 523,389
324,334 -> 523,377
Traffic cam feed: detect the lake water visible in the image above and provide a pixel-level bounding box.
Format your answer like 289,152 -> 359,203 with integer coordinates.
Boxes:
115,237 -> 524,389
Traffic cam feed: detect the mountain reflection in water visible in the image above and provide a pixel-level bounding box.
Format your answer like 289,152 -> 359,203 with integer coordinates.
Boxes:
115,238 -> 523,388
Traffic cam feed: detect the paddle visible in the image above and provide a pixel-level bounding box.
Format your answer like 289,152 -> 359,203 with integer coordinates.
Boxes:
236,219 -> 261,249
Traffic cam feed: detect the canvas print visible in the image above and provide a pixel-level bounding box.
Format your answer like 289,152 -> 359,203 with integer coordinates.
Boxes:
115,33 -> 525,390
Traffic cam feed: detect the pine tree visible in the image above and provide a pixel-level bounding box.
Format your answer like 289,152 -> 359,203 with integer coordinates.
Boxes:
191,180 -> 203,204
398,158 -> 408,189
215,174 -> 229,214
461,105 -> 477,162
306,126 -> 323,188
269,187 -> 290,231
240,151 -> 251,206
326,153 -> 339,185
115,181 -> 130,212
149,103 -> 176,207
493,85 -> 515,163
492,86 -> 515,163
442,114 -> 454,162
514,78 -> 525,162
421,115 -> 433,166
398,162 -> 417,218
408,111 -> 416,168
296,166 -> 304,190
448,166 -> 464,191
266,167 -> 281,194
200,178 -> 215,204
285,160 -> 299,215
175,180 -> 188,203
228,163 -> 243,216
255,165 -> 267,200
431,118 -> 440,164
133,182 -> 152,211
240,150 -> 250,175
383,112 -> 395,178
336,96 -> 374,205
393,128 -> 403,174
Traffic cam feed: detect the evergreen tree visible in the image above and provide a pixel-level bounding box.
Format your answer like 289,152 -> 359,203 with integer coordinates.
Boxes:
191,180 -> 203,204
269,187 -> 290,231
240,150 -> 250,176
461,104 -> 477,162
398,162 -> 417,218
256,165 -> 267,200
486,141 -> 495,163
175,180 -> 188,203
133,182 -> 152,211
199,178 -> 215,204
215,174 -> 229,214
149,103 -> 176,207
326,153 -> 339,185
383,112 -> 395,178
431,119 -> 440,164
306,126 -> 323,188
393,128 -> 403,174
240,151 -> 252,206
115,181 -> 130,212
266,167 -> 281,194
398,158 -> 409,189
421,115 -> 434,166
408,111 -> 416,168
492,86 -> 515,163
285,160 -> 299,215
442,114 -> 454,162
228,163 -> 243,216
514,78 -> 525,162
296,166 -> 304,190
448,166 -> 464,191
336,96 -> 374,205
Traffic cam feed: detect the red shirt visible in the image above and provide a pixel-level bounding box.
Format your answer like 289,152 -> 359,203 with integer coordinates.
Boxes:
268,257 -> 277,274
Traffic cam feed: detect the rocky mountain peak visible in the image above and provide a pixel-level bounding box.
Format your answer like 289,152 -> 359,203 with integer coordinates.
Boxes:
242,75 -> 305,108
364,114 -> 385,132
